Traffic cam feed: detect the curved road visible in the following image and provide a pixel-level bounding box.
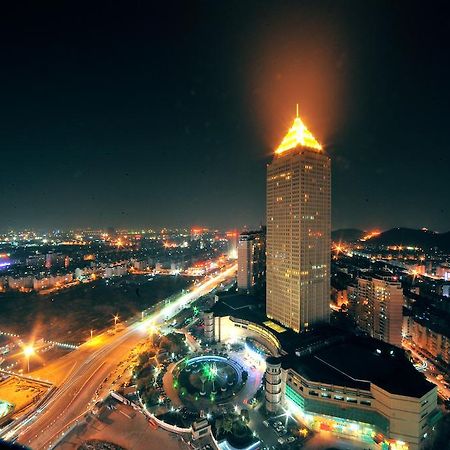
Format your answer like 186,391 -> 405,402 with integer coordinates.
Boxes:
10,264 -> 236,449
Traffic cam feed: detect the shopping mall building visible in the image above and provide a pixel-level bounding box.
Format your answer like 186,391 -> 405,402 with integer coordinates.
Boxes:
207,292 -> 441,450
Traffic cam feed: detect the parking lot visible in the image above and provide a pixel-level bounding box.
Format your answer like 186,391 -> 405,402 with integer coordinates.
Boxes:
247,404 -> 311,449
56,402 -> 188,450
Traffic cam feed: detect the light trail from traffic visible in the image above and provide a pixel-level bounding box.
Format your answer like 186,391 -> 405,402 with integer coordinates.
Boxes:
1,263 -> 236,449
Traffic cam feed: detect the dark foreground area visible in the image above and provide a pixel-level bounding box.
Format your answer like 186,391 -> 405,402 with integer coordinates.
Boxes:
0,275 -> 193,343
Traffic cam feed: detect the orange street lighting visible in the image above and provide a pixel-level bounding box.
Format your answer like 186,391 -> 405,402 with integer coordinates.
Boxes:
23,345 -> 35,373
23,345 -> 34,358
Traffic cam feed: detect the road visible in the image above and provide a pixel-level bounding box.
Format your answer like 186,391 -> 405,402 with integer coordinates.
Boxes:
402,341 -> 450,400
7,264 -> 236,450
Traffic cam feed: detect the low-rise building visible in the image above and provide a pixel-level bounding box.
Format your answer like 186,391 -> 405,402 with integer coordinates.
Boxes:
206,292 -> 439,450
277,337 -> 439,450
26,254 -> 46,267
7,275 -> 34,290
33,273 -> 74,290
104,263 -> 128,278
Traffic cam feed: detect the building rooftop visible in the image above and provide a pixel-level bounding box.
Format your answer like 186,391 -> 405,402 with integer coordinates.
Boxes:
212,291 -> 263,316
286,336 -> 434,398
212,291 -> 434,398
212,291 -> 350,354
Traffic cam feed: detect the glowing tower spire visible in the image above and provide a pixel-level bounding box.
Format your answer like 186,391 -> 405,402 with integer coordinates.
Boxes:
275,105 -> 322,155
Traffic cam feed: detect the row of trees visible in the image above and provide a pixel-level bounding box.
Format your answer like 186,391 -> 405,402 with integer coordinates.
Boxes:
135,332 -> 188,408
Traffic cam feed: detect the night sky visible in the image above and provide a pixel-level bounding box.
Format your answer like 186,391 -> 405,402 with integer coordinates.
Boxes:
1,1 -> 449,232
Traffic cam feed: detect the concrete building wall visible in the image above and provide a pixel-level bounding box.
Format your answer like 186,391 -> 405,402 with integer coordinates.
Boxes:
371,384 -> 438,450
33,273 -> 73,290
212,315 -> 281,356
283,367 -> 437,450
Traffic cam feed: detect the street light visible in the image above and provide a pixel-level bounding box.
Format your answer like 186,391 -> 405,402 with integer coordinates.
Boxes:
23,345 -> 35,373
113,314 -> 119,332
90,329 -> 94,340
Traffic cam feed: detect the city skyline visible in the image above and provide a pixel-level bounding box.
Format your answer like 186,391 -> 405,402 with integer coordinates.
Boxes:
1,1 -> 449,231
1,3 -> 450,448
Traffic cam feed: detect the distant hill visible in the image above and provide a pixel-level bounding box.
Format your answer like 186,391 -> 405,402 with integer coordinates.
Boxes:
366,228 -> 450,252
332,227 -> 450,252
331,229 -> 364,242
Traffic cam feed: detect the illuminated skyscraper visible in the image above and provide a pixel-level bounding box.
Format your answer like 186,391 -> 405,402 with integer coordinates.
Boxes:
266,107 -> 331,332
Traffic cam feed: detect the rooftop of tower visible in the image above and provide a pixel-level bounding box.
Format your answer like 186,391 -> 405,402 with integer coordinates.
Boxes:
275,105 -> 322,155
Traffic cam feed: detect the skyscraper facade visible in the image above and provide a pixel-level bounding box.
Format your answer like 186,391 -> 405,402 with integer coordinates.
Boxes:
237,228 -> 266,293
266,109 -> 331,332
349,274 -> 403,347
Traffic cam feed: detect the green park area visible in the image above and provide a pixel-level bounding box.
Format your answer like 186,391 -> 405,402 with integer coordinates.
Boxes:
134,331 -> 187,408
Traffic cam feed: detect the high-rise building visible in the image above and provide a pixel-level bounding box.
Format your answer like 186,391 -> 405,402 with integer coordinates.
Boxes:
226,230 -> 239,260
350,273 -> 403,347
237,228 -> 266,292
266,108 -> 331,332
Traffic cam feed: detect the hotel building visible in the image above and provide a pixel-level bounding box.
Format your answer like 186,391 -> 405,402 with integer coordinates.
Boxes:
266,108 -> 331,331
206,292 -> 440,450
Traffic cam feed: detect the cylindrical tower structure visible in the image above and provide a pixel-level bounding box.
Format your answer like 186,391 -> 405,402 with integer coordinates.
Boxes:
203,310 -> 214,343
265,356 -> 282,413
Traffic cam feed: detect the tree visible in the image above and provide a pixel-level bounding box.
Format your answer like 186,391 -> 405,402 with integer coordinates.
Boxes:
223,415 -> 233,434
138,351 -> 151,366
215,417 -> 223,436
142,386 -> 159,407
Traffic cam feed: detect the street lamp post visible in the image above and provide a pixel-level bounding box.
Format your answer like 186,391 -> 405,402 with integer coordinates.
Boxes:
114,314 -> 119,332
23,345 -> 35,373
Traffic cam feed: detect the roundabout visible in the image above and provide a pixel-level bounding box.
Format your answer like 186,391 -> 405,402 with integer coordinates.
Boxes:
175,355 -> 242,403
168,355 -> 247,410
134,329 -> 265,432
